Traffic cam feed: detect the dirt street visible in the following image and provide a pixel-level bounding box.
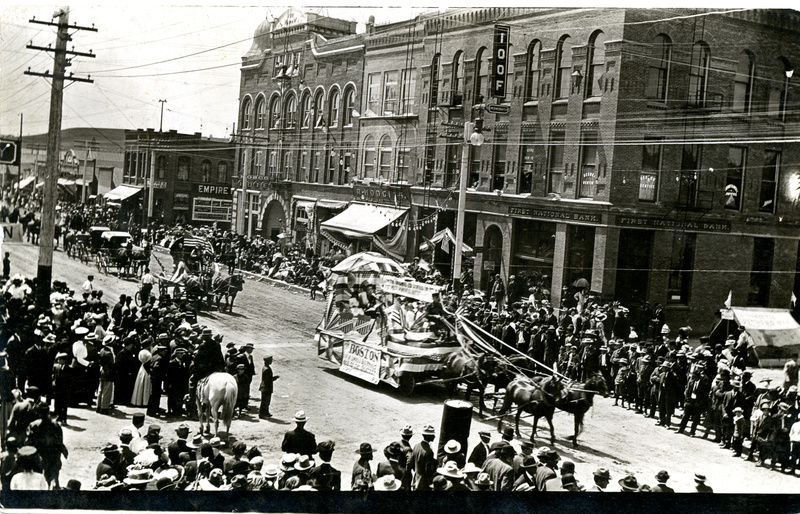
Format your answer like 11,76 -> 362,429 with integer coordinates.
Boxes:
2,242 -> 797,494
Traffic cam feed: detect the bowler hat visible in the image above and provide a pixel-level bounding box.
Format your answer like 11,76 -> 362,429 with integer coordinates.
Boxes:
655,470 -> 670,482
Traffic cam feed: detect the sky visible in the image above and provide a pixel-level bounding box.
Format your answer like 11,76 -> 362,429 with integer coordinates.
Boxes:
2,2 -> 790,139
0,3 -> 426,139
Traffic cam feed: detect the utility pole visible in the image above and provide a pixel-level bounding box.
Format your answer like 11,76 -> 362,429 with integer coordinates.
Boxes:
159,99 -> 167,132
25,7 -> 96,309
17,113 -> 23,190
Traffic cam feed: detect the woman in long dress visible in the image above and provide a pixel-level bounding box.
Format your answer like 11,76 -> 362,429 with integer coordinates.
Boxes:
131,348 -> 152,407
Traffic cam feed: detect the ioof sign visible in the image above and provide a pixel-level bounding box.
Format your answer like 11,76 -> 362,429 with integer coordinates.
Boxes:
340,341 -> 382,384
491,24 -> 510,98
486,104 -> 510,115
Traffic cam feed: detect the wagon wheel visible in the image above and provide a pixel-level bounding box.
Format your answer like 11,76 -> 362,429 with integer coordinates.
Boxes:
134,290 -> 143,307
398,374 -> 416,396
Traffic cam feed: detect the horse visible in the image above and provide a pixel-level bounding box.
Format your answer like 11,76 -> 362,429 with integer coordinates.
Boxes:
555,373 -> 608,448
128,244 -> 151,277
196,372 -> 238,438
112,246 -> 133,278
496,374 -> 568,445
212,274 -> 245,312
442,348 -> 492,418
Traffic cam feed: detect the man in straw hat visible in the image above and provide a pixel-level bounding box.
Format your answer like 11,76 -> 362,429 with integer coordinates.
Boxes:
410,424 -> 437,491
281,410 -> 317,457
436,460 -> 469,491
693,472 -> 713,493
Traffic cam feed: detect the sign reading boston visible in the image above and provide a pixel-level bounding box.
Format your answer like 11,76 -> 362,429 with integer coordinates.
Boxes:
509,206 -> 600,223
340,341 -> 382,384
616,216 -> 731,233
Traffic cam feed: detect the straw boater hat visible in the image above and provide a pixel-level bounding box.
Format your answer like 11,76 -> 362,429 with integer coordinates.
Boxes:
293,411 -> 309,423
436,460 -> 464,480
421,424 -> 435,437
443,440 -> 461,454
124,467 -> 155,485
473,473 -> 493,487
294,455 -> 314,472
374,475 -> 400,491
280,454 -> 298,472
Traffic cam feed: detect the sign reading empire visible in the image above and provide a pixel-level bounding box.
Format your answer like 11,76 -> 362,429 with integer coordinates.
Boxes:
340,341 -> 382,384
509,206 -> 600,223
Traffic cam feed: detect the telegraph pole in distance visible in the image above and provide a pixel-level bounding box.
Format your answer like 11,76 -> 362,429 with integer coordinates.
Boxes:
25,7 -> 96,309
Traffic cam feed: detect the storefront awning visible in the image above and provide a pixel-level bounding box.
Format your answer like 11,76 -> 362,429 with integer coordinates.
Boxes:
14,177 -> 35,190
317,199 -> 348,210
711,307 -> 800,366
104,185 -> 143,202
320,203 -> 407,239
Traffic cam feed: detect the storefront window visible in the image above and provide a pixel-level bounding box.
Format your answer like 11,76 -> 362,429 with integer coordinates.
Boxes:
667,232 -> 696,304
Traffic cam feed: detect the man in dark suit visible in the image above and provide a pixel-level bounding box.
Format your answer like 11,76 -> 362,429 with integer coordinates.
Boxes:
677,367 -> 711,436
468,430 -> 491,468
307,440 -> 341,491
145,344 -> 168,416
114,337 -> 139,407
96,442 -> 124,481
650,470 -> 675,492
410,424 -> 437,491
167,423 -> 192,465
281,411 -> 317,457
587,467 -> 611,492
481,441 -> 515,491
259,356 -> 278,419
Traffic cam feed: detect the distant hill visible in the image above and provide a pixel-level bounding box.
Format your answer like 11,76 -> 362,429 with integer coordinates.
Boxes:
23,127 -> 127,151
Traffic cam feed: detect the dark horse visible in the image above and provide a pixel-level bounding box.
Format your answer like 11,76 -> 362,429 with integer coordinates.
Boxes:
497,374 -> 567,445
443,349 -> 493,418
212,274 -> 245,312
555,373 -> 608,448
112,246 -> 133,278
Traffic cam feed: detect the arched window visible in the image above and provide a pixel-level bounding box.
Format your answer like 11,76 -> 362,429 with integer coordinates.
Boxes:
328,88 -> 340,128
474,47 -> 489,103
688,42 -> 710,107
241,97 -> 253,130
555,36 -> 572,99
300,91 -> 312,128
200,160 -> 211,182
268,95 -> 281,129
769,56 -> 793,120
586,31 -> 606,97
733,51 -> 755,114
177,157 -> 189,181
378,135 -> 392,180
646,34 -> 671,101
254,97 -> 266,129
217,162 -> 228,183
342,87 -> 356,126
452,51 -> 464,105
283,93 -> 297,128
313,90 -> 324,128
156,155 -> 166,180
430,54 -> 441,105
526,40 -> 541,101
362,135 -> 376,178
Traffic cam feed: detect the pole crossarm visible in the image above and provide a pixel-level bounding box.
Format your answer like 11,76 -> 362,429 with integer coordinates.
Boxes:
24,70 -> 94,83
29,17 -> 97,32
25,44 -> 96,58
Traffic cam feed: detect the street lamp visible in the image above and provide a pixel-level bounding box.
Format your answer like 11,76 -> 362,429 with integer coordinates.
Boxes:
453,119 -> 484,292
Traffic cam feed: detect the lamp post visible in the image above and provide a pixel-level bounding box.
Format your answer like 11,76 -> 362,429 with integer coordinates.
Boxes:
453,119 -> 484,292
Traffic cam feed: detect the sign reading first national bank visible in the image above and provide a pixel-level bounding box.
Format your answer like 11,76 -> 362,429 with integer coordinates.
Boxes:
615,216 -> 731,233
508,206 -> 601,224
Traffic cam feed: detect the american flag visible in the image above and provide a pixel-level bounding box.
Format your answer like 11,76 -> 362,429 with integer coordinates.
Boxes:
182,236 -> 215,256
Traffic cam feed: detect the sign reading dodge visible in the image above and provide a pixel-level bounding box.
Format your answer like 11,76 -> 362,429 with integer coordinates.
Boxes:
492,24 -> 510,99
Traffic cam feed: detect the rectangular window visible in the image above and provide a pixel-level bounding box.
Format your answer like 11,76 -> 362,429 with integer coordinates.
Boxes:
492,133 -> 507,191
749,238 -> 774,306
400,69 -> 416,115
253,151 -> 263,176
444,143 -> 461,189
379,144 -> 392,180
299,150 -> 308,182
267,150 -> 278,178
725,147 -> 746,210
311,148 -> 322,183
518,141 -> 535,194
688,44 -> 709,107
547,132 -> 565,194
363,147 -> 376,179
469,145 -> 482,189
383,71 -> 399,115
396,147 -> 410,183
760,150 -> 780,213
341,144 -> 353,184
678,144 -> 701,207
578,133 -> 598,198
639,140 -> 661,202
667,232 -> 696,304
367,73 -> 381,114
281,150 -> 293,181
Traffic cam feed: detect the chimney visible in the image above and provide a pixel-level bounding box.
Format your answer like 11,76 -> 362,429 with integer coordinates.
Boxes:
367,15 -> 375,35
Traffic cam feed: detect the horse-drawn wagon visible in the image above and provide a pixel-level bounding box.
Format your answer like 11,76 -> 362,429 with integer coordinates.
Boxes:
96,231 -> 134,277
316,252 -> 461,396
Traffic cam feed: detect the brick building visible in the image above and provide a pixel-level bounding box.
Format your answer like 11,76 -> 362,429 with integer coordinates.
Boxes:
236,8 -> 800,331
123,129 -> 235,228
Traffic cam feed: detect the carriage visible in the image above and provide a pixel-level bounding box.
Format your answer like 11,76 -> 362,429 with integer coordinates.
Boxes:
316,252 -> 461,396
96,231 -> 133,277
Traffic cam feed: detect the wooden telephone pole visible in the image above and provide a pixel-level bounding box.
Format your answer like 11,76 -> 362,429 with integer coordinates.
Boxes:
25,7 -> 96,309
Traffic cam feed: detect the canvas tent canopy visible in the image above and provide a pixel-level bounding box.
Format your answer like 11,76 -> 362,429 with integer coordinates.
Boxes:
104,184 -> 143,202
711,307 -> 800,366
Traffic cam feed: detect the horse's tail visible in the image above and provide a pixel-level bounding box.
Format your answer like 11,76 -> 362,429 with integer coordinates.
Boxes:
498,384 -> 514,415
221,380 -> 237,425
